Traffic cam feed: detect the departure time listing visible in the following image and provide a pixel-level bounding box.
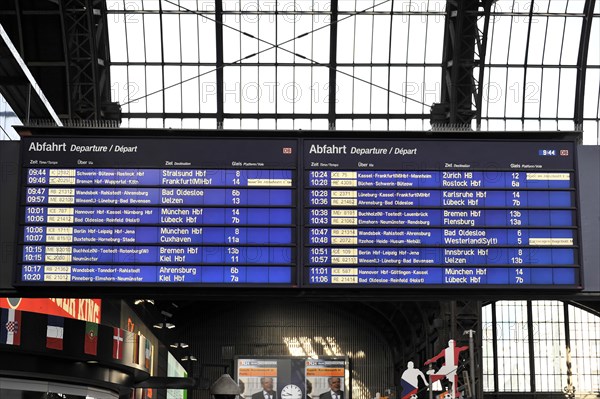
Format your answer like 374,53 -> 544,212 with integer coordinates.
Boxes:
19,138 -> 298,286
303,139 -> 580,288
18,136 -> 581,288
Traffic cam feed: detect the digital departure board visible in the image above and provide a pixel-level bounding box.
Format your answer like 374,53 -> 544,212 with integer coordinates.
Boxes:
16,134 -> 582,289
303,139 -> 580,288
18,137 -> 297,286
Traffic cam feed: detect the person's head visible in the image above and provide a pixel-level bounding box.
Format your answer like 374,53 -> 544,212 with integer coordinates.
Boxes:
407,361 -> 414,369
328,377 -> 341,392
448,339 -> 455,347
261,377 -> 274,391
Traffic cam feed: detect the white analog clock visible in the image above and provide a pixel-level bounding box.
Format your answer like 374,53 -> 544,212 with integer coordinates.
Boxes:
281,384 -> 303,399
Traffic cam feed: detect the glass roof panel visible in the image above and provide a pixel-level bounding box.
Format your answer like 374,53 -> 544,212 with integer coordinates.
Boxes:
276,66 -> 295,114
507,17 -> 528,65
182,118 -> 200,129
388,66 -> 407,113
583,68 -> 600,119
126,13 -> 146,62
561,17 -> 583,64
255,66 -> 275,113
488,16 -> 511,64
336,68 -> 355,114
223,65 -> 240,114
424,16 -> 444,64
483,67 -> 506,118
147,118 -> 165,127
548,0 -> 571,14
406,15 -> 427,64
162,14 -> 182,62
311,67 -> 330,114
108,13 -> 127,62
405,67 -> 426,114
222,14 -> 242,63
277,16 -> 298,64
527,16 -> 549,64
353,15 -> 376,64
353,67 -> 375,114
276,119 -> 293,129
311,24 -> 330,64
110,65 -> 128,109
181,66 -> 202,113
180,14 -> 200,62
523,67 -> 542,119
543,17 -> 567,65
389,16 -> 409,64
198,69 -> 218,113
146,66 -> 165,112
242,66 -> 260,114
199,20 -> 217,63
540,68 -> 560,118
424,67 -> 441,108
496,0 -> 536,14
370,67 -> 389,114
588,17 -> 600,66
291,15 -> 316,63
256,15 -> 276,63
161,0 -> 181,12
126,65 -> 147,113
164,65 -> 183,112
142,0 -> 160,11
144,15 -> 163,62
295,67 -> 314,114
105,0 -> 122,10
557,68 -> 577,118
392,0 -> 445,13
199,118 -> 216,129
105,0 -> 599,139
337,19 -> 355,63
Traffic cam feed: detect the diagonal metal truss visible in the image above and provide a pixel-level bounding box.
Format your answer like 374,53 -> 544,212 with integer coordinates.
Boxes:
433,0 -> 494,127
61,0 -> 118,120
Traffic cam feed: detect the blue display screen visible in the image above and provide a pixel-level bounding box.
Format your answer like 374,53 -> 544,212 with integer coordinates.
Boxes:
302,139 -> 580,288
17,136 -> 581,289
26,168 -> 292,187
24,187 -> 293,206
19,138 -> 298,286
24,206 -> 293,225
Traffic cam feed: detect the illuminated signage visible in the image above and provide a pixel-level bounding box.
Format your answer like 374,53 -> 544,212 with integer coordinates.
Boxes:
16,135 -> 581,288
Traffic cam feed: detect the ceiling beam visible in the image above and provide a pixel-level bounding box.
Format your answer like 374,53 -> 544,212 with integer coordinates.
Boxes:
574,0 -> 597,126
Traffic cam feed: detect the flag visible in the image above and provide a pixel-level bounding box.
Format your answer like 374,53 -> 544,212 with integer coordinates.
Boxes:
122,330 -> 135,363
46,315 -> 64,350
0,308 -> 22,346
133,332 -> 140,364
144,337 -> 152,369
113,327 -> 124,360
84,321 -> 98,355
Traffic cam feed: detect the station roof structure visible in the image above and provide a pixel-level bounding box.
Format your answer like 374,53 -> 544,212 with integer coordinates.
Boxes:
1,2 -> 600,386
0,0 -> 599,141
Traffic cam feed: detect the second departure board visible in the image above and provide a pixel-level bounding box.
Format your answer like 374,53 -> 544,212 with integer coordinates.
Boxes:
16,134 -> 582,289
303,139 -> 579,288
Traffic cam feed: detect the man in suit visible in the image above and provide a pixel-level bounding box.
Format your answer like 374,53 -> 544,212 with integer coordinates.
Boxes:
319,377 -> 343,399
251,377 -> 277,399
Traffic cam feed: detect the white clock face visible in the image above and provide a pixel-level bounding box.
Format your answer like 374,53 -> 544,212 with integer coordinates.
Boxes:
281,384 -> 302,399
